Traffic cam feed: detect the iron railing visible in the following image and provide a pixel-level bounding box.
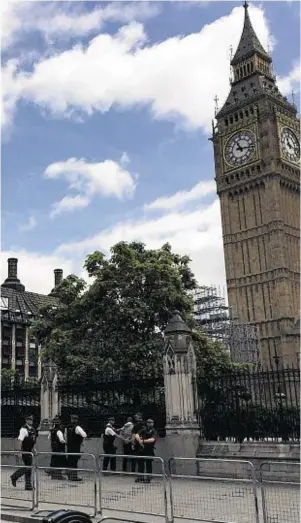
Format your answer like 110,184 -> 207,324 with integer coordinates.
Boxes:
59,371 -> 166,437
198,364 -> 300,442
1,380 -> 41,437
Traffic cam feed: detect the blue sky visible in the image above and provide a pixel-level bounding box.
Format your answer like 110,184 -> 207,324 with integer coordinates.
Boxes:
1,1 -> 300,294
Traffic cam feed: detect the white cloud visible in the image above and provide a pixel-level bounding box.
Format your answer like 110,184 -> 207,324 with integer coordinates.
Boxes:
1,194 -> 226,293
56,198 -> 226,288
144,180 -> 215,212
1,59 -> 23,129
120,152 -> 131,166
1,0 -> 29,51
19,216 -> 37,232
1,1 -> 161,50
278,61 -> 300,96
50,195 -> 90,218
44,157 -> 137,217
2,5 -> 273,132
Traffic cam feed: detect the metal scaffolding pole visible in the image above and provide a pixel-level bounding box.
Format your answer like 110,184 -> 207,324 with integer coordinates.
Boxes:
193,285 -> 260,365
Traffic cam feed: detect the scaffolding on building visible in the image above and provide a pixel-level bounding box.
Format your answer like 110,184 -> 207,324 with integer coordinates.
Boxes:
193,285 -> 260,365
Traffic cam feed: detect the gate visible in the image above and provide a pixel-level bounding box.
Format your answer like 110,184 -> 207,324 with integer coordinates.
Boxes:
1,451 -> 35,511
168,457 -> 259,523
98,453 -> 168,521
35,452 -> 98,516
260,461 -> 300,523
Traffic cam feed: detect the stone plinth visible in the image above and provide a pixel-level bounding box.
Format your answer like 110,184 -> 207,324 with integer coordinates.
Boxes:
163,311 -> 200,474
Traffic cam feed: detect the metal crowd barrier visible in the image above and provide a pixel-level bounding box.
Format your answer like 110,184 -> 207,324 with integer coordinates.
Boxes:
260,461 -> 300,523
2,450 -> 300,523
1,450 -> 35,510
98,453 -> 168,522
35,452 -> 98,516
168,457 -> 259,523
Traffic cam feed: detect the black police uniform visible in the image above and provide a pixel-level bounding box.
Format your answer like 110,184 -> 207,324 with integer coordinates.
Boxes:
11,424 -> 37,489
131,420 -> 145,473
137,427 -> 156,477
66,426 -> 83,480
50,425 -> 67,479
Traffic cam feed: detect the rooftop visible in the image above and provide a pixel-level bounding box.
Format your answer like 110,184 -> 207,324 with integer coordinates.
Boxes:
1,258 -> 62,321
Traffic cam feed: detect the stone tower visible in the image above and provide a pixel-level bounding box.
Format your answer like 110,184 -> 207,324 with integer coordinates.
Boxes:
212,3 -> 300,366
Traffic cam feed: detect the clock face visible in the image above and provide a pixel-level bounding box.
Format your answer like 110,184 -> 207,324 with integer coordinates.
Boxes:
280,127 -> 300,164
224,130 -> 256,167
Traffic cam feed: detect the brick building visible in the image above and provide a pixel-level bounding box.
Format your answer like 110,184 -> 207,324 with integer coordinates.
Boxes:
1,258 -> 63,379
212,3 -> 300,366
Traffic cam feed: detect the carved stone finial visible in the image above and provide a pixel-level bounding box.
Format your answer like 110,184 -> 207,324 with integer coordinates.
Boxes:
165,310 -> 191,335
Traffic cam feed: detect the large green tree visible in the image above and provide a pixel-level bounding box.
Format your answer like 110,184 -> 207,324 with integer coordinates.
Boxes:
32,241 -> 231,380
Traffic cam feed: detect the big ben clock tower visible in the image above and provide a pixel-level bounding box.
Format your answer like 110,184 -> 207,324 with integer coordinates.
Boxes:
213,3 -> 300,366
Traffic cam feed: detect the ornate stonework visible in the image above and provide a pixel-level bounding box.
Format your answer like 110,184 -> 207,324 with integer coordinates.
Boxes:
163,312 -> 199,427
213,4 -> 300,366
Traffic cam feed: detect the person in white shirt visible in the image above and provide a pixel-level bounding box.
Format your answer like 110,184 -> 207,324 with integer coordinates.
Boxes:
11,414 -> 38,490
119,416 -> 134,472
102,417 -> 121,472
66,414 -> 87,481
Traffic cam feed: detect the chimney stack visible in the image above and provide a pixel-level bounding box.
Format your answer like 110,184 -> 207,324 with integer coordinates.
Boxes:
54,269 -> 63,287
2,258 -> 25,292
8,258 -> 18,279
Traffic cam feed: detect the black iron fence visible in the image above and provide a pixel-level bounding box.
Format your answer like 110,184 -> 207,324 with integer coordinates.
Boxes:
1,380 -> 41,437
59,371 -> 166,437
2,364 -> 300,443
198,365 -> 300,443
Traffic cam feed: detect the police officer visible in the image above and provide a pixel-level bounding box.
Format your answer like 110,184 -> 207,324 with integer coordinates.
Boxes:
66,414 -> 87,481
11,414 -> 38,490
135,419 -> 156,483
131,412 -> 145,473
49,415 -> 67,479
102,417 -> 121,472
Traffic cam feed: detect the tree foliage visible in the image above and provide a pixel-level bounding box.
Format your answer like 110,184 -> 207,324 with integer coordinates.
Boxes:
31,241 -> 231,381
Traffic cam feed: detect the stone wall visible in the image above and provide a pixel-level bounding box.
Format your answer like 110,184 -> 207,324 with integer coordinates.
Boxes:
197,441 -> 300,482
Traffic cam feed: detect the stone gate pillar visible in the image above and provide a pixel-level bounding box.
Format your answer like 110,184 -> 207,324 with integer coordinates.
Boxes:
163,311 -> 200,473
39,359 -> 59,432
